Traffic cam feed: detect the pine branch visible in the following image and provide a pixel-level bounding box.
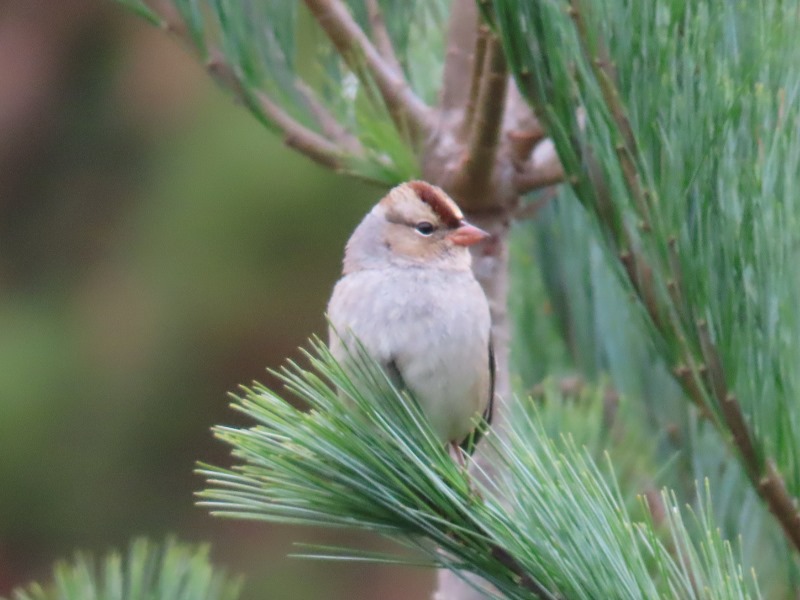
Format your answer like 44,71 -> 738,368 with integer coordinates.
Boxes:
452,33 -> 509,203
364,0 -> 403,75
489,547 -> 556,599
303,0 -> 434,144
495,0 -> 800,561
2,538 -> 241,600
567,0 -> 800,554
148,2 -> 351,171
206,52 -> 346,170
460,24 -> 490,140
200,340 -> 558,600
567,0 -> 652,229
199,340 -> 760,600
294,80 -> 363,154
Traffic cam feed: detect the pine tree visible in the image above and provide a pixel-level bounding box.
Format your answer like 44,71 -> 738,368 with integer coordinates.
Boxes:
9,1 -> 800,598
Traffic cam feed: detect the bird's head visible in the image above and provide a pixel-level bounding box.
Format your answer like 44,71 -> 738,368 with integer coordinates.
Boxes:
343,181 -> 489,273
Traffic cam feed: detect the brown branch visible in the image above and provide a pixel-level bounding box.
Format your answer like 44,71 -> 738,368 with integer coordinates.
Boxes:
568,0 -> 652,228
452,33 -> 508,202
694,320 -> 800,551
294,80 -> 363,154
460,25 -> 489,139
206,52 -> 345,170
155,4 -> 350,172
440,0 -> 481,112
505,80 -> 546,160
760,462 -> 800,551
303,0 -> 433,143
694,320 -> 761,477
254,92 -> 345,170
512,101 -> 571,194
514,139 -> 566,193
507,129 -> 542,164
666,236 -> 692,328
364,0 -> 403,75
672,365 -> 713,421
619,250 -> 663,331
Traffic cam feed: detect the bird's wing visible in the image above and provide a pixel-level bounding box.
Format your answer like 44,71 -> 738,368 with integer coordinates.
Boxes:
459,337 -> 495,455
485,338 -> 495,425
384,358 -> 408,391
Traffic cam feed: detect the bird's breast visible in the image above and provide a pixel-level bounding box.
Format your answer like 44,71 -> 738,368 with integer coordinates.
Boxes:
327,267 -> 491,443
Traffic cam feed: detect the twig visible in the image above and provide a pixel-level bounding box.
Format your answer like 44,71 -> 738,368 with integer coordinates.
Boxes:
440,0 -> 481,112
619,250 -> 662,330
206,52 -> 344,170
153,4 -> 350,171
303,0 -> 433,143
514,139 -> 565,192
452,33 -> 509,202
672,365 -> 713,421
505,81 -> 546,162
489,546 -> 558,599
460,25 -> 489,139
507,129 -> 542,164
364,0 -> 403,75
294,80 -> 363,154
568,0 -> 652,228
693,320 -> 761,478
254,92 -> 345,169
512,101 -> 573,193
666,237 -> 692,329
760,462 -> 800,552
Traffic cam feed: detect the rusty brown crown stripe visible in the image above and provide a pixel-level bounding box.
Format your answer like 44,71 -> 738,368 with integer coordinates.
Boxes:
407,180 -> 463,228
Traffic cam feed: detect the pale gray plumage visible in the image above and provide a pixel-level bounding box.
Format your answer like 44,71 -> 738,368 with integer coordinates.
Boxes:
326,181 -> 493,449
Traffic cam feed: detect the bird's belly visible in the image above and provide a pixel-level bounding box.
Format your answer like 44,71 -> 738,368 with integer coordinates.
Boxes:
401,338 -> 488,443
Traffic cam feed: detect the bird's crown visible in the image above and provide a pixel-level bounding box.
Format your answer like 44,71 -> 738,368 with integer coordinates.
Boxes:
379,180 -> 463,229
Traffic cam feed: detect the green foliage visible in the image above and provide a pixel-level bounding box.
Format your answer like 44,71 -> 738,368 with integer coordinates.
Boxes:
104,0 -> 800,595
494,0 -> 800,487
511,200 -> 796,595
2,538 -> 241,600
200,339 -> 759,599
497,0 -> 800,594
113,0 -> 450,183
341,0 -> 447,104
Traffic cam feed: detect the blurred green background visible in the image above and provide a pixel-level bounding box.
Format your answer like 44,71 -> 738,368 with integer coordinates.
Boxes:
0,1 -> 432,597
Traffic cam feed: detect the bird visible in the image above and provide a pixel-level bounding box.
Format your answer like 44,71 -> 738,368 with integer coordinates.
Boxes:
326,180 -> 494,459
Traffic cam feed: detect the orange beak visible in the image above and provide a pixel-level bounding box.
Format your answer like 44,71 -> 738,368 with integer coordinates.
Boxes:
448,221 -> 490,247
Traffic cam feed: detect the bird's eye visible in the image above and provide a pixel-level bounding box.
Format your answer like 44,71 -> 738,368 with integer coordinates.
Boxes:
415,221 -> 435,236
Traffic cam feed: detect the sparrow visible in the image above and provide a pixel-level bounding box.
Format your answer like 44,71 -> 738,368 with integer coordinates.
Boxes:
327,180 -> 494,457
